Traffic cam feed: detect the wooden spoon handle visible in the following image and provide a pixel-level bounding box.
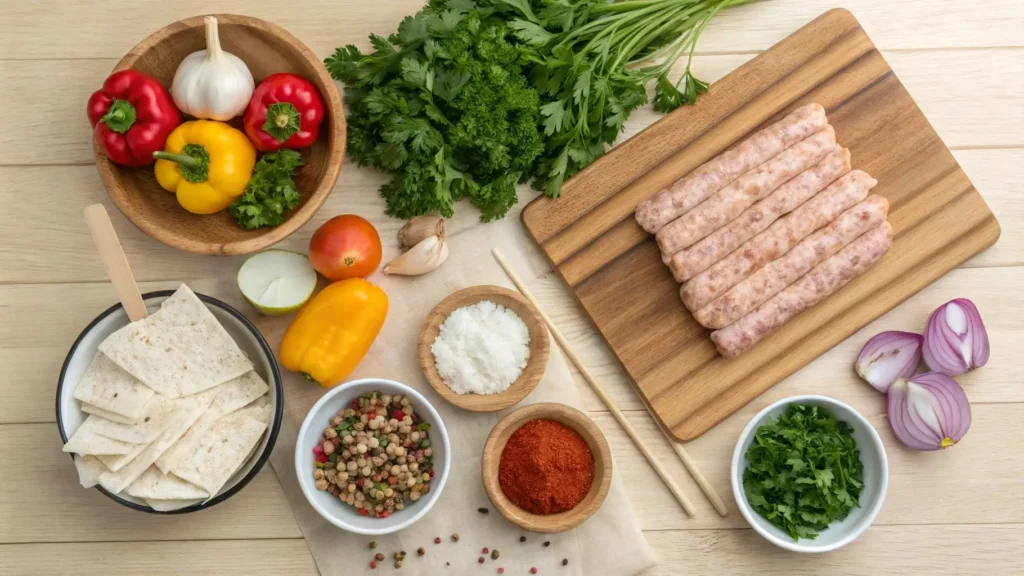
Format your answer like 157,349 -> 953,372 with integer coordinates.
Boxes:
84,204 -> 148,321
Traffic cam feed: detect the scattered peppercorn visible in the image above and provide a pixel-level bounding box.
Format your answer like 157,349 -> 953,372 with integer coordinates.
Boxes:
543,541 -> 550,547
478,557 -> 485,564
434,537 -> 442,544
394,552 -> 403,561
478,507 -> 489,514
519,536 -> 526,543
530,568 -> 538,574
561,558 -> 569,566
417,547 -> 425,556
369,560 -> 377,569
374,553 -> 385,561
369,541 -> 377,549
491,550 -> 500,560
452,533 -> 460,542
482,547 -> 489,554
497,569 -> 504,575
395,561 -> 403,569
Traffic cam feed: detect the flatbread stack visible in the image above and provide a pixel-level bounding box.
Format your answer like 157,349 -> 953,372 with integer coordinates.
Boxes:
62,285 -> 273,511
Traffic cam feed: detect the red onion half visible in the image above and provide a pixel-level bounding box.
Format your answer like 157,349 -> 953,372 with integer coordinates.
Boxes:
855,331 -> 923,393
887,372 -> 971,450
922,298 -> 989,376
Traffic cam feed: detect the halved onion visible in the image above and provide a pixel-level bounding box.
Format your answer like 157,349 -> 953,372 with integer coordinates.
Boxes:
922,298 -> 989,376
887,373 -> 971,451
855,331 -> 923,393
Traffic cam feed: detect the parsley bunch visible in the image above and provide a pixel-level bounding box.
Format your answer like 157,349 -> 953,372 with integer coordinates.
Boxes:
743,404 -> 864,541
327,0 -> 747,220
229,150 -> 304,230
326,2 -> 543,221
498,0 -> 749,196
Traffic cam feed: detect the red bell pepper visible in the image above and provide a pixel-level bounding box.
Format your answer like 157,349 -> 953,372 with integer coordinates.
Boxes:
243,73 -> 325,152
87,70 -> 180,167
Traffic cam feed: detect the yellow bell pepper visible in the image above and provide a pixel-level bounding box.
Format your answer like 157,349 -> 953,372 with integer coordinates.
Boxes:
153,120 -> 256,214
280,278 -> 389,387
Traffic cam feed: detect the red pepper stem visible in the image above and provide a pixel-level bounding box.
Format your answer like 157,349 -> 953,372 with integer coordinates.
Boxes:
100,99 -> 137,134
152,151 -> 200,168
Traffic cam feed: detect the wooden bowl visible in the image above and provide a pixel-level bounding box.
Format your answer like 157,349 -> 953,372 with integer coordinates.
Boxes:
95,14 -> 345,255
418,285 -> 549,412
481,403 -> 613,533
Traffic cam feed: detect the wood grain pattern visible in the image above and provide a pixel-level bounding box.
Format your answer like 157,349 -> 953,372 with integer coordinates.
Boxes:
480,402 -> 612,534
418,285 -> 550,412
95,14 -> 345,255
2,0 -> 1022,573
0,540 -> 317,575
521,9 -> 1001,441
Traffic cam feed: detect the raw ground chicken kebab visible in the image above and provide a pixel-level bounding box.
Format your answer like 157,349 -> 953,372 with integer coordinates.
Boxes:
635,103 -> 893,357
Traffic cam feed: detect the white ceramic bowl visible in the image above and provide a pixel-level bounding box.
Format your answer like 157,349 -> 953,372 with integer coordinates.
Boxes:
731,395 -> 888,553
56,290 -> 283,514
295,378 -> 451,535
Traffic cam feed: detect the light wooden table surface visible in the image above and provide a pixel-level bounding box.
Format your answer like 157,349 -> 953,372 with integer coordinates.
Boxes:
2,1 -> 1022,574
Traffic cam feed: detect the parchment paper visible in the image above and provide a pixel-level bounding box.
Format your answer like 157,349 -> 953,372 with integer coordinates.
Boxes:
263,208 -> 655,576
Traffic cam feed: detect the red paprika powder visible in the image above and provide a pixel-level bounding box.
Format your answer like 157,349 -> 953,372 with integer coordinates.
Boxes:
498,419 -> 594,515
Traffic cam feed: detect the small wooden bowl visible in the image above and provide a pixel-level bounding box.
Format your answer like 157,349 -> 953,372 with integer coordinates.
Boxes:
418,285 -> 549,412
95,14 -> 345,255
481,403 -> 613,533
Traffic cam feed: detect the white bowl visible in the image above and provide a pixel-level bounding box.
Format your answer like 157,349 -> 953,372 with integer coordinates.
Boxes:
56,290 -> 283,514
295,378 -> 451,535
731,395 -> 888,553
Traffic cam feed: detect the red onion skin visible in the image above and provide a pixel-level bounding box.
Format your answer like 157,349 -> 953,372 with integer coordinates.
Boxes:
922,298 -> 990,376
887,373 -> 971,451
855,331 -> 923,393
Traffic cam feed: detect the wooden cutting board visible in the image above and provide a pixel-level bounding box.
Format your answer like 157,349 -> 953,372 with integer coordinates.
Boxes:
521,8 -> 1000,441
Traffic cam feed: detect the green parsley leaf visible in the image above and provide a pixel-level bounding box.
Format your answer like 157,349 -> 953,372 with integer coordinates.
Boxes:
228,150 -> 304,231
742,404 -> 864,541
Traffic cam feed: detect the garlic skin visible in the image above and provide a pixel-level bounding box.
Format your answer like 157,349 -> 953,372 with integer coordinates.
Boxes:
383,233 -> 448,276
171,16 -> 254,121
398,215 -> 445,251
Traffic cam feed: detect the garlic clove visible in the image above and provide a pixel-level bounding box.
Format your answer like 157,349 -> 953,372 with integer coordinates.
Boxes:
383,234 -> 448,276
398,215 -> 446,251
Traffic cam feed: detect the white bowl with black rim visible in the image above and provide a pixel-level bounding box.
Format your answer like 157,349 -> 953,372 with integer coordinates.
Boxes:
731,395 -> 888,553
56,289 -> 283,514
295,378 -> 451,535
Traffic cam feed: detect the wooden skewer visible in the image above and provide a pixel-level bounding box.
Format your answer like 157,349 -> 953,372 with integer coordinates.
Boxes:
84,204 -> 148,322
493,248 -> 701,517
655,420 -> 729,516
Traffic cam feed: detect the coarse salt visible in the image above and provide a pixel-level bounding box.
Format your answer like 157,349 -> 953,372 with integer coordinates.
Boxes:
431,300 -> 531,395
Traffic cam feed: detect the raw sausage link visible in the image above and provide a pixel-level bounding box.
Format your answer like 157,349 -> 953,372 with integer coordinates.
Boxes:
710,222 -> 893,357
635,104 -> 828,234
695,195 -> 889,329
681,170 -> 877,311
656,126 -> 837,255
668,147 -> 850,281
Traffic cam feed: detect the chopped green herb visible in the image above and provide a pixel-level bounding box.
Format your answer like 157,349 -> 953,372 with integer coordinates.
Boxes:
228,149 -> 304,230
743,404 -> 864,541
416,421 -> 431,432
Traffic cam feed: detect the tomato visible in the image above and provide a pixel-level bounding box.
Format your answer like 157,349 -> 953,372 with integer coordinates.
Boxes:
308,215 -> 382,280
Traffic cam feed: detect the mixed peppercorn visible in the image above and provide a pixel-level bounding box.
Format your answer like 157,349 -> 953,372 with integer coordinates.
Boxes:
312,391 -> 434,518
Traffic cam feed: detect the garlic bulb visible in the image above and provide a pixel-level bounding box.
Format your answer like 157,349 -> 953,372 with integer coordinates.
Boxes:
171,16 -> 254,121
